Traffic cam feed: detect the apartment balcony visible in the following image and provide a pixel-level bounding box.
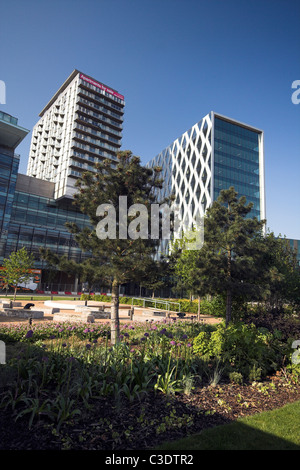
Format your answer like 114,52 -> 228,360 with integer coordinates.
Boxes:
78,78 -> 125,107
76,95 -> 123,123
75,105 -> 123,132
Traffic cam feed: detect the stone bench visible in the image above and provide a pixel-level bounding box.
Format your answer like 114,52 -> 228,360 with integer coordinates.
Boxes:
53,311 -> 95,323
142,310 -> 166,317
0,301 -> 22,308
0,308 -> 44,319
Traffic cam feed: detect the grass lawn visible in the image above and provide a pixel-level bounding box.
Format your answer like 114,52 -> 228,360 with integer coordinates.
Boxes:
157,400 -> 300,450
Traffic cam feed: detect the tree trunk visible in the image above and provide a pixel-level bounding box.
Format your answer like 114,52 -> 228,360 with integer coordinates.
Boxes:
226,246 -> 232,327
14,286 -> 17,301
226,289 -> 231,326
110,278 -> 120,345
197,295 -> 201,322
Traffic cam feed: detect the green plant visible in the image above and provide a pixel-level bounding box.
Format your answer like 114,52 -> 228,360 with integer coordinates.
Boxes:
248,364 -> 262,382
229,371 -> 243,385
193,322 -> 283,379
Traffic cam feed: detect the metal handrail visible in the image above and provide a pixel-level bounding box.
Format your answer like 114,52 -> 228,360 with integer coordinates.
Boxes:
131,297 -> 180,313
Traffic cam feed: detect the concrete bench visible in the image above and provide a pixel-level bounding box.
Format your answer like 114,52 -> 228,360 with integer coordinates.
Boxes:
0,301 -> 22,308
142,310 -> 166,317
53,311 -> 95,323
0,308 -> 44,319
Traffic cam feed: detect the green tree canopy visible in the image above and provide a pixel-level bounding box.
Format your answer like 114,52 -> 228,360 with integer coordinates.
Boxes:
174,187 -> 266,325
65,150 -> 165,344
258,233 -> 300,312
1,247 -> 35,300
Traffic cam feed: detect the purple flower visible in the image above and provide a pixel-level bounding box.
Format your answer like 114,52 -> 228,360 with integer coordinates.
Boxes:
182,334 -> 188,340
170,340 -> 176,346
86,343 -> 92,349
144,332 -> 149,337
62,343 -> 67,347
187,343 -> 192,348
119,335 -> 124,340
25,330 -> 33,339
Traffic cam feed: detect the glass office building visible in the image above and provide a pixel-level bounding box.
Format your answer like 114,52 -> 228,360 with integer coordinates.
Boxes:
0,111 -> 93,291
0,111 -> 29,255
213,115 -> 263,220
7,174 -> 90,268
147,111 -> 265,248
287,238 -> 300,267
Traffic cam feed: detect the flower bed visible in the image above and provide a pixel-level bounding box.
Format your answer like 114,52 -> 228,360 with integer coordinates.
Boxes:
0,319 -> 299,450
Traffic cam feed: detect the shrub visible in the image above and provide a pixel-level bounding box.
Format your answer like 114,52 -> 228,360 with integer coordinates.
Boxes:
229,371 -> 243,385
193,322 -> 284,380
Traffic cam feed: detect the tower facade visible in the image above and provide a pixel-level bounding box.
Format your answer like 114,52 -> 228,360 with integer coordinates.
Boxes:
27,70 -> 125,199
147,111 -> 265,246
0,111 -> 29,235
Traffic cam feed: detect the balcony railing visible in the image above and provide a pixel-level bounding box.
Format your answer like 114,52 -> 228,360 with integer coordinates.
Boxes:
0,111 -> 18,126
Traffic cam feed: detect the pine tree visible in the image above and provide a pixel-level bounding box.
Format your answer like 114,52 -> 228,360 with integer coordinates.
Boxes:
66,150 -> 164,344
202,187 -> 266,325
174,187 -> 266,325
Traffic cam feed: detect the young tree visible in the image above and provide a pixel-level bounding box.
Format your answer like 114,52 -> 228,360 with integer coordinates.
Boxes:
174,187 -> 266,325
66,150 -> 164,344
202,187 -> 266,325
140,258 -> 173,298
1,247 -> 35,300
173,232 -> 210,321
40,250 -> 105,294
258,233 -> 300,312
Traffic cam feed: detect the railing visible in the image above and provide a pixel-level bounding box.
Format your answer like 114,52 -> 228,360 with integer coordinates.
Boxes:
131,297 -> 181,313
0,111 -> 18,125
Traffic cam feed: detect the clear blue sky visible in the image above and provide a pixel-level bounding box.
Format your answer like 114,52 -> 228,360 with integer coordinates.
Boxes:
1,0 -> 299,239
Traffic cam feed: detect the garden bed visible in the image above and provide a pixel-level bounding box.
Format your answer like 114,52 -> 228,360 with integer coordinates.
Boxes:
0,372 -> 299,450
0,318 -> 299,450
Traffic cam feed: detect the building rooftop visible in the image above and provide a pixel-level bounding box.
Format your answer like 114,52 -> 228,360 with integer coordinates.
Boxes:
0,111 -> 29,149
39,69 -> 124,117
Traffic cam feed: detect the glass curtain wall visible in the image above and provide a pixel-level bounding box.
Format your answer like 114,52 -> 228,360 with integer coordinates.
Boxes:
214,117 -> 261,219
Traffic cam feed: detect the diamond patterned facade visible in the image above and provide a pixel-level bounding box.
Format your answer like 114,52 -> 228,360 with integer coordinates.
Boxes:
147,111 -> 265,251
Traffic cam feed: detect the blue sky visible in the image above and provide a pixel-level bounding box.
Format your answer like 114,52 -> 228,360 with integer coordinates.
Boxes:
1,0 -> 299,239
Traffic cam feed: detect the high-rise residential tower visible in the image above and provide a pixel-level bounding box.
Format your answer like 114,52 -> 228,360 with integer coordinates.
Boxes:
147,111 -> 265,248
27,70 -> 125,199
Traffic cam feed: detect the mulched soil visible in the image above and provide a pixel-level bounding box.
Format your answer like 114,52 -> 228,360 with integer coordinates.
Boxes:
0,371 -> 299,450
